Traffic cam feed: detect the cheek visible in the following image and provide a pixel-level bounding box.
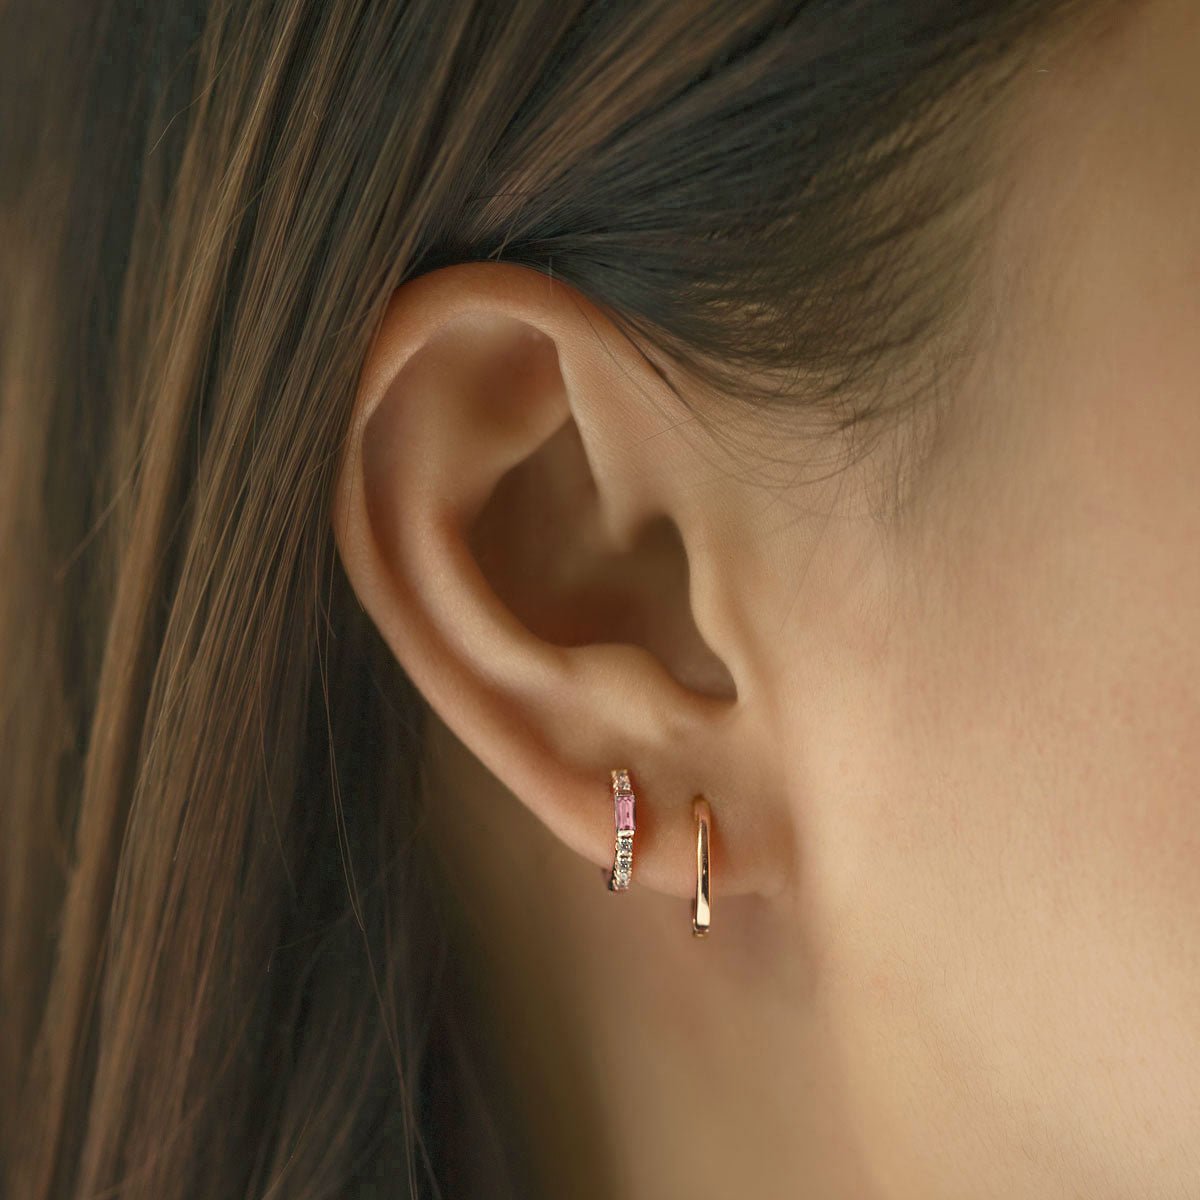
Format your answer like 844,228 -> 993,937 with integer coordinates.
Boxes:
807,370 -> 1200,1195
802,19 -> 1200,1188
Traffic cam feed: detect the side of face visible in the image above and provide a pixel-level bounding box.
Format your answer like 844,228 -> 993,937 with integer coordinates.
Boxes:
799,3 -> 1200,1191
330,4 -> 1200,1195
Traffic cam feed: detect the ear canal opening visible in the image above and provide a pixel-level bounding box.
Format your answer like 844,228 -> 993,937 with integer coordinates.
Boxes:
467,415 -> 738,703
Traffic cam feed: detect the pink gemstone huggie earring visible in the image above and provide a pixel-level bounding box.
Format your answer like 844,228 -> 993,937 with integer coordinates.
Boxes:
608,768 -> 636,891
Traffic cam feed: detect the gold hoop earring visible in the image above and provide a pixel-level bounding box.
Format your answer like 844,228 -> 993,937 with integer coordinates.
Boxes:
692,795 -> 711,936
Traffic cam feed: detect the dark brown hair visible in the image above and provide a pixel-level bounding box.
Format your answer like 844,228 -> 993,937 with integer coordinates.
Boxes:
1,2 -> 1100,1196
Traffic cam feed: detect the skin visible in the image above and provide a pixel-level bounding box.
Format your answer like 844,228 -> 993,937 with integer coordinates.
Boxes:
332,1 -> 1200,1195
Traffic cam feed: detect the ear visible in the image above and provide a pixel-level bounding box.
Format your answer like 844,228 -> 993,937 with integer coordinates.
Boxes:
332,261 -> 790,901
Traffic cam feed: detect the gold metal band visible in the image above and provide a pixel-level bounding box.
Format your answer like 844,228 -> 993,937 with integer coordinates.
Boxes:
692,795 -> 711,936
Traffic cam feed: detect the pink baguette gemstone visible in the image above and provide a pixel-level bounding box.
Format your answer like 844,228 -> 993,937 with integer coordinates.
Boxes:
614,792 -> 636,832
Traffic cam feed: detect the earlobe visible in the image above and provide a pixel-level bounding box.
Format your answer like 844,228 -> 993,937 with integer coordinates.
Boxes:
332,261 -> 789,904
